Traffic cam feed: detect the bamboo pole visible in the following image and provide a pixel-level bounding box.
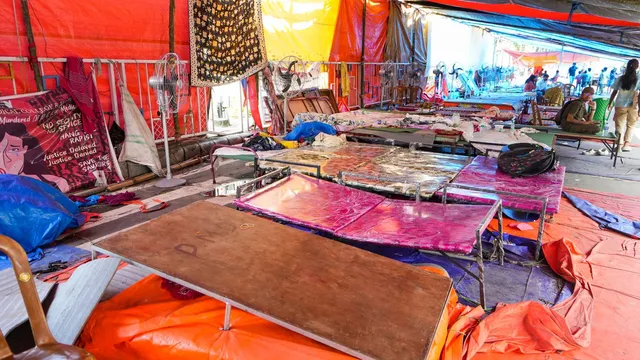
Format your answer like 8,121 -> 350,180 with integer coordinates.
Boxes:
19,0 -> 43,91
359,0 -> 367,109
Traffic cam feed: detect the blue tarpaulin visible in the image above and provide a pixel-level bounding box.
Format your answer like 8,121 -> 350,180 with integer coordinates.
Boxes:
564,191 -> 640,239
282,121 -> 336,141
0,175 -> 86,254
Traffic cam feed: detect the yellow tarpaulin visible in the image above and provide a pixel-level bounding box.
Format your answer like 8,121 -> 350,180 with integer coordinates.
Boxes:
262,0 -> 340,61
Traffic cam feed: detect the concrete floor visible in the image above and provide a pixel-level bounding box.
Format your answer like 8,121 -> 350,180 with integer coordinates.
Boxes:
564,172 -> 640,197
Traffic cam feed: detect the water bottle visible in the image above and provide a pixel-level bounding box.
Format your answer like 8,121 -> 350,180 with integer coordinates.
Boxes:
510,122 -> 515,134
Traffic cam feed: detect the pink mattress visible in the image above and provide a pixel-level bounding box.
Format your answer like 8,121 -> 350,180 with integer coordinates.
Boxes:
235,174 -> 497,254
234,174 -> 384,233
336,200 -> 494,254
442,156 -> 565,214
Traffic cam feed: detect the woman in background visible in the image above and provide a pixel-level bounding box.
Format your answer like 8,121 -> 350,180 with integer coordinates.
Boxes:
524,75 -> 537,92
608,59 -> 640,152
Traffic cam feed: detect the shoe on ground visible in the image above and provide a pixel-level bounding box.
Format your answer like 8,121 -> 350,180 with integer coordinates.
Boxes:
597,148 -> 610,156
622,145 -> 632,152
582,149 -> 597,155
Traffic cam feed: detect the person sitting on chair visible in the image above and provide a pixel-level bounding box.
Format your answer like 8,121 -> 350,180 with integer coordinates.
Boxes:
536,74 -> 549,95
558,87 -> 600,134
524,75 -> 537,92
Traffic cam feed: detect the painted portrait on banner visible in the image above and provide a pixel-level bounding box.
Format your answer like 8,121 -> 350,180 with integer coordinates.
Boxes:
0,88 -> 120,192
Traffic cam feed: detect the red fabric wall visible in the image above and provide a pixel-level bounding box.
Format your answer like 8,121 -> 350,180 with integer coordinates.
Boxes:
329,0 -> 390,62
0,0 -> 193,135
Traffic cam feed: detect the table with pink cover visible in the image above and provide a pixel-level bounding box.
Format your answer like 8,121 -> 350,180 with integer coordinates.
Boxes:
441,156 -> 564,214
234,173 -> 503,308
438,156 -> 565,260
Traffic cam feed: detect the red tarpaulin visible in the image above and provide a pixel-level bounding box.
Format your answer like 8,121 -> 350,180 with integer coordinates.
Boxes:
503,49 -> 600,67
328,0 -> 390,62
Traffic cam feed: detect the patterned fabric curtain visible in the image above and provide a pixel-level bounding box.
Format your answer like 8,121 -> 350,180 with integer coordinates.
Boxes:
189,0 -> 269,86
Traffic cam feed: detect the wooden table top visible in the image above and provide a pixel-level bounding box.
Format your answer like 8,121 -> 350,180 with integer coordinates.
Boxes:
93,201 -> 452,360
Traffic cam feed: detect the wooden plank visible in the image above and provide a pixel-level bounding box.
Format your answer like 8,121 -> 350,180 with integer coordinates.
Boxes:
0,268 -> 54,335
47,258 -> 120,345
93,201 -> 452,360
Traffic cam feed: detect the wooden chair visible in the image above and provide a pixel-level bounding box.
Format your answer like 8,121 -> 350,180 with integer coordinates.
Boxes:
392,86 -> 407,107
530,100 -> 543,126
0,235 -> 94,360
407,86 -> 423,105
561,83 -> 575,99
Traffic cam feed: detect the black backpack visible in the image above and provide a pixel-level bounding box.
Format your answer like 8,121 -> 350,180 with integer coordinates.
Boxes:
497,143 -> 557,177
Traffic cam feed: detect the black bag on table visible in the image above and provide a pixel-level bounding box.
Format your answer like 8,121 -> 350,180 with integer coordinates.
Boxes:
497,143 -> 556,177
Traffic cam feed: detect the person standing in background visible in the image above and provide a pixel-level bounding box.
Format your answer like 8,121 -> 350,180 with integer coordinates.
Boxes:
576,70 -> 584,92
597,67 -> 608,94
584,68 -> 593,88
568,62 -> 578,85
608,68 -> 617,93
608,59 -> 640,152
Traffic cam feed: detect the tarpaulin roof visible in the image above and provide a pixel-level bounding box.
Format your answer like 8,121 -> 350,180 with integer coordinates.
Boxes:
503,49 -> 600,67
412,5 -> 640,58
410,0 -> 640,26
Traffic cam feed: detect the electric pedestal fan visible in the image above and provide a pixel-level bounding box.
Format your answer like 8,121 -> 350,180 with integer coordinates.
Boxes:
272,56 -> 309,134
379,60 -> 395,109
149,53 -> 187,188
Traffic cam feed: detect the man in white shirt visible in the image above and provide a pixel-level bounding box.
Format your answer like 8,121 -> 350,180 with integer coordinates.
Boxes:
536,74 -> 549,95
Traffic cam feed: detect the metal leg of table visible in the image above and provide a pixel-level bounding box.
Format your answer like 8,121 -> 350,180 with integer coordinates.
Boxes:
222,303 -> 232,331
476,229 -> 486,309
497,208 -> 504,266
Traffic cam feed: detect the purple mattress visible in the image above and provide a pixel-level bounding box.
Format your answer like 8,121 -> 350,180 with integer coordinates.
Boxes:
235,174 -> 497,254
336,200 -> 494,254
442,156 -> 565,214
234,174 -> 384,233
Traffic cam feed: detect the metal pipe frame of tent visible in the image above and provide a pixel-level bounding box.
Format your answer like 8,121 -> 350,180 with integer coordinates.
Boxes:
236,168 -> 504,309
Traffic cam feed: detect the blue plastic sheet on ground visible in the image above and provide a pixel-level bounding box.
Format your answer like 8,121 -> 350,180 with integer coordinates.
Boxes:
74,195 -> 101,207
282,121 -> 336,141
0,175 -> 86,253
0,247 -> 44,268
0,244 -> 90,272
346,232 -> 573,309
564,191 -> 640,239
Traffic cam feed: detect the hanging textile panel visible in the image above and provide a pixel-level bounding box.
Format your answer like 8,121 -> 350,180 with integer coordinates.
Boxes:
329,0 -> 390,62
262,0 -> 340,61
384,0 -> 412,63
189,0 -> 268,86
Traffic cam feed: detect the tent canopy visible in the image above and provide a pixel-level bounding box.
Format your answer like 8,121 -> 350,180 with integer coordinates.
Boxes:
503,49 -> 600,67
409,0 -> 640,26
410,4 -> 640,58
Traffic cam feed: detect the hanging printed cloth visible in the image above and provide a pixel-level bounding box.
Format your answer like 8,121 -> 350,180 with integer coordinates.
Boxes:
262,66 -> 284,135
189,0 -> 268,86
61,57 -> 103,133
340,62 -> 350,97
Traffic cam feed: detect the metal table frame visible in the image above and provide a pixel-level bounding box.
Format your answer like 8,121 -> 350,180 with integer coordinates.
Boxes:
441,183 -> 548,262
238,169 -> 504,309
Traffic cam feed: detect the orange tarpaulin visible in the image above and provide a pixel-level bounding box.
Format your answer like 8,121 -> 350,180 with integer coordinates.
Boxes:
328,0 -> 389,62
80,265 -> 454,360
503,49 -> 600,67
470,189 -> 640,360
